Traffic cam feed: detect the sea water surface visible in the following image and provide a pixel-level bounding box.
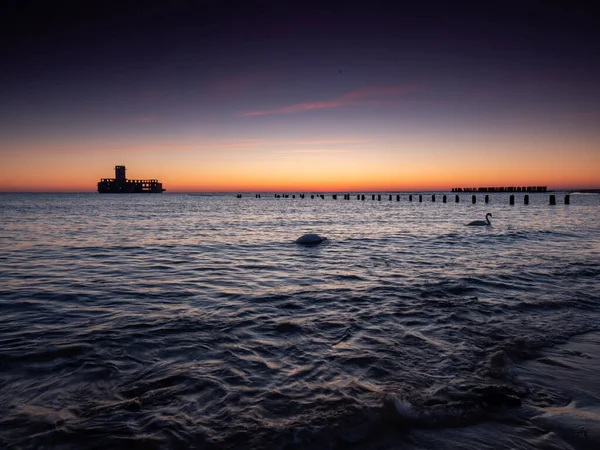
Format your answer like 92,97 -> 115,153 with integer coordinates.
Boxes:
1,192 -> 599,449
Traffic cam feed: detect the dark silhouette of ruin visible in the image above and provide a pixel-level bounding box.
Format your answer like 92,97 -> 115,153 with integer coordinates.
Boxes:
97,166 -> 165,193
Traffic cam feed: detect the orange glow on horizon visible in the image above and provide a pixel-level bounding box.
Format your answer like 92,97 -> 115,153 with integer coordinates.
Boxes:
2,167 -> 597,193
1,132 -> 599,192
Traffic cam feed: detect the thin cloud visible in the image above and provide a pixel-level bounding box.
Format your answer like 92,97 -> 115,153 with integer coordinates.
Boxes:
272,149 -> 350,154
97,138 -> 368,154
285,138 -> 370,146
211,138 -> 370,151
240,85 -> 417,117
3,136 -> 373,157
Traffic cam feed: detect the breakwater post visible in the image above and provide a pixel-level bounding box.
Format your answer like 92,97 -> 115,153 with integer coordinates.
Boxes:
565,194 -> 570,205
472,195 -> 476,204
549,195 -> 556,205
485,195 -> 489,204
409,194 -> 413,202
432,194 -> 436,202
524,195 -> 529,205
443,195 -> 447,203
419,194 -> 423,202
510,195 -> 514,205
455,195 -> 459,203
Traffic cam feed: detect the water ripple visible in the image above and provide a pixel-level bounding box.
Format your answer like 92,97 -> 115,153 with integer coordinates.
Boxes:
1,193 -> 599,448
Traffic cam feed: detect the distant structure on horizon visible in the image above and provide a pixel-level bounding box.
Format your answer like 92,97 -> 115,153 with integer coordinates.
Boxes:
97,166 -> 165,193
452,186 -> 547,193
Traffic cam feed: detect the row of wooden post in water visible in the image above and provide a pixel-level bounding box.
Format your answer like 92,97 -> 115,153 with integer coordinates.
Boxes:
246,193 -> 570,205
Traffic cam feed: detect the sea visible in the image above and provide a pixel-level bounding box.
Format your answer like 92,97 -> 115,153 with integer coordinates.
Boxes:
1,192 -> 599,449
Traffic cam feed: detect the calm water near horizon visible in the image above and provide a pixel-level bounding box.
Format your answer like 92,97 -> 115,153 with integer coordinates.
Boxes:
1,192 -> 599,449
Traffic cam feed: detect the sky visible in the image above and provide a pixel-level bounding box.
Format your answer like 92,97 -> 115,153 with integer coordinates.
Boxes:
1,0 -> 599,192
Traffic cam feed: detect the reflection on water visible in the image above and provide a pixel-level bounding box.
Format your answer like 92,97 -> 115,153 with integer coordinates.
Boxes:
0,192 -> 599,449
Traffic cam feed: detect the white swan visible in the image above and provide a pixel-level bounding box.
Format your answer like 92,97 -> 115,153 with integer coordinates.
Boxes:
467,213 -> 492,226
295,234 -> 327,245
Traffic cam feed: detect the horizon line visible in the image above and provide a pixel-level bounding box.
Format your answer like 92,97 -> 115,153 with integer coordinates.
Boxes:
2,188 -> 596,194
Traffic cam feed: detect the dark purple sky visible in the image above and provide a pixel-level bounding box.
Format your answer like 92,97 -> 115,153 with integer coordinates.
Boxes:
1,1 -> 599,190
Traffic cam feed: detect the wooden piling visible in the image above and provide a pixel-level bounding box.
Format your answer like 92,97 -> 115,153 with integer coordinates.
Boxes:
409,194 -> 413,202
524,195 -> 529,205
389,194 -> 392,201
419,194 -> 422,202
396,194 -> 400,201
455,195 -> 459,203
485,195 -> 489,204
378,194 -> 381,201
510,194 -> 514,205
443,195 -> 447,203
362,194 -> 365,201
549,194 -> 556,205
432,194 -> 436,202
472,195 -> 476,204
564,194 -> 570,205
372,194 -> 375,200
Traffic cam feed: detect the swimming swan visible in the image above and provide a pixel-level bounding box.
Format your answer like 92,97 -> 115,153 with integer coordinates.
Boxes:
467,213 -> 492,226
295,234 -> 327,245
